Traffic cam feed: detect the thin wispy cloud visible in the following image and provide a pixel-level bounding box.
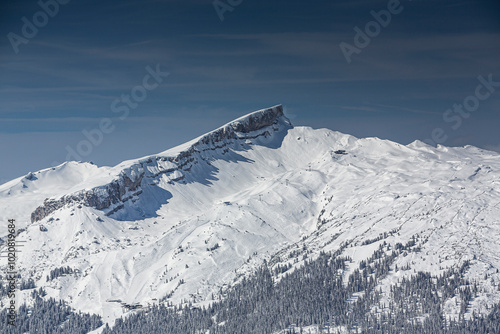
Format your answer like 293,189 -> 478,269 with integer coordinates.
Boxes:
372,104 -> 440,115
340,106 -> 384,113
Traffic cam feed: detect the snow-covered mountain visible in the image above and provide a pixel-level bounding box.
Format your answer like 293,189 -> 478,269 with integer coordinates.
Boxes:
1,105 -> 500,330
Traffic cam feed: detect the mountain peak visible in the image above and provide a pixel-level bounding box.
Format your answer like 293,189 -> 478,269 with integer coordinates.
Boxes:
29,105 -> 291,223
223,104 -> 289,133
149,104 -> 291,161
172,104 -> 290,150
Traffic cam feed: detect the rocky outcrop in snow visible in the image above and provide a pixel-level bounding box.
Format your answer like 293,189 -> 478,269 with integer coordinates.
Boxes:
31,169 -> 144,222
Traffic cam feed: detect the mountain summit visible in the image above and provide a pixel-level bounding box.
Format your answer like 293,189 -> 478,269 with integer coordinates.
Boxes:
1,105 -> 500,329
29,105 -> 291,223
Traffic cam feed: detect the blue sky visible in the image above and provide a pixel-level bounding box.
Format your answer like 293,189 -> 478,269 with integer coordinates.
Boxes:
1,0 -> 499,183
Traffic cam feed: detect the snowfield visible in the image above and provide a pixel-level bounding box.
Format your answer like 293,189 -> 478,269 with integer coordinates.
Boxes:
1,105 -> 499,328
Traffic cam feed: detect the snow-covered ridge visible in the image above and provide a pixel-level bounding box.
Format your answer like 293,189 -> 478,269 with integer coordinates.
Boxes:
30,105 -> 290,222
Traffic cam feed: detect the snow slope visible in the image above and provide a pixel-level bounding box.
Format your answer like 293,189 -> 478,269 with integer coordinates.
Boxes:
1,105 -> 500,326
0,161 -> 113,233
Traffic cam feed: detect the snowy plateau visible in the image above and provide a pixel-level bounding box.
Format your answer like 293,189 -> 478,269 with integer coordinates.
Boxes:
1,105 -> 500,333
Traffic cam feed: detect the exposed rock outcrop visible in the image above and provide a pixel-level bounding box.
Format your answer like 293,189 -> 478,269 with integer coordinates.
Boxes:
31,170 -> 144,222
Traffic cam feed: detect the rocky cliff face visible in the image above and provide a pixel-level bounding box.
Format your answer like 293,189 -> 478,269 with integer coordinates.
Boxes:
188,104 -> 287,146
30,170 -> 144,222
30,105 -> 290,222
